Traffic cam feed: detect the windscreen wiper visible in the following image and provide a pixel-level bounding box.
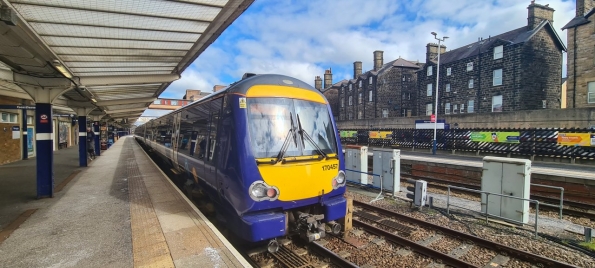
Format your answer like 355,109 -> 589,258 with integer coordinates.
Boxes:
273,112 -> 297,164
296,114 -> 328,159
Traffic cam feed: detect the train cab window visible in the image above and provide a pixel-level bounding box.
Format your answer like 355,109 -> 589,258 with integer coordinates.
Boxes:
247,98 -> 337,159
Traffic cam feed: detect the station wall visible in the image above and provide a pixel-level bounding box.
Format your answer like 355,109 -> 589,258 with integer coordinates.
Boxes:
337,107 -> 595,129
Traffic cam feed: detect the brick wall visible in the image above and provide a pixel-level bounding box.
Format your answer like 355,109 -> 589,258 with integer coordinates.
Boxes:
565,22 -> 595,108
0,96 -> 23,165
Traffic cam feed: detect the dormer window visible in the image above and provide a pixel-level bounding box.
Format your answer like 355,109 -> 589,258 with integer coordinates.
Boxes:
359,80 -> 362,87
467,62 -> 473,71
349,84 -> 352,91
427,66 -> 433,76
368,76 -> 373,85
447,68 -> 451,76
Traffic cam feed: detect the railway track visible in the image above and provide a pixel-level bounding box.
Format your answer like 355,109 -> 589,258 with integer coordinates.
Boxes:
353,200 -> 578,268
400,173 -> 595,220
250,237 -> 358,268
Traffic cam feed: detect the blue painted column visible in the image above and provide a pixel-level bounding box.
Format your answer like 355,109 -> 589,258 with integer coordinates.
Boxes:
93,121 -> 100,156
78,116 -> 88,167
22,108 -> 28,160
36,103 -> 53,198
189,131 -> 198,156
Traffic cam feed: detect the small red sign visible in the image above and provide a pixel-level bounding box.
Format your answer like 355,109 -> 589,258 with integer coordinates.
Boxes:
40,114 -> 48,123
430,114 -> 436,123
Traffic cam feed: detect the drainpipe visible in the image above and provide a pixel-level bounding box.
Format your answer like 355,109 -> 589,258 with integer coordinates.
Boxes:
573,27 -> 577,108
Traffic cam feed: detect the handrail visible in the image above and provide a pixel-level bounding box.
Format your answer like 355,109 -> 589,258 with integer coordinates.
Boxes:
345,168 -> 384,203
446,185 -> 540,238
531,183 -> 564,219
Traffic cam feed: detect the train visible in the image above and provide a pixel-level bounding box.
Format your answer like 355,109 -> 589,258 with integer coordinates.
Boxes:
134,73 -> 347,252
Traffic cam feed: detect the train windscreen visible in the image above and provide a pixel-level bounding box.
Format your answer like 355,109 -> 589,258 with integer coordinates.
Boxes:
248,98 -> 337,159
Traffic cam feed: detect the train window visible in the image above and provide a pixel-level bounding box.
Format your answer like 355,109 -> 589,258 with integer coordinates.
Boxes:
248,98 -> 300,158
206,98 -> 223,162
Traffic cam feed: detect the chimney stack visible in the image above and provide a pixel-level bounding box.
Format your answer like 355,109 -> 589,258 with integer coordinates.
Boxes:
426,43 -> 446,62
373,51 -> 384,71
353,61 -> 362,79
323,69 -> 332,89
576,0 -> 595,17
527,2 -> 554,30
213,85 -> 226,92
314,76 -> 323,90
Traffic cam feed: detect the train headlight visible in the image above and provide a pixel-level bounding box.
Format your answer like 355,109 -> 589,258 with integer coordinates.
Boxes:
249,181 -> 280,201
332,170 -> 346,189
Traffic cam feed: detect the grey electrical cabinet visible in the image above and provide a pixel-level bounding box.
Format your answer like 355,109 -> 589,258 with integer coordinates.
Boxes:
345,145 -> 368,185
372,148 -> 400,195
481,156 -> 531,224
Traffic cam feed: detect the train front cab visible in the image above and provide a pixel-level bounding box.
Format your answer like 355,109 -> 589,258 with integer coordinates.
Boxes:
231,81 -> 347,247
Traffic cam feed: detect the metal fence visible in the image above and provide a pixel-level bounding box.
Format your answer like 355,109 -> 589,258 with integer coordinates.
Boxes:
339,128 -> 595,160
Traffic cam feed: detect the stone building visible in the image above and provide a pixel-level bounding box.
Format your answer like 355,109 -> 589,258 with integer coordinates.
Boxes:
418,2 -> 565,117
562,0 -> 595,108
319,52 -> 421,121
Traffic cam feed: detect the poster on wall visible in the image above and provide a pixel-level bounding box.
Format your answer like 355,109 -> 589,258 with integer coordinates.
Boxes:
369,131 -> 392,139
557,133 -> 592,147
27,127 -> 34,157
340,130 -> 357,138
470,132 -> 520,143
59,121 -> 69,144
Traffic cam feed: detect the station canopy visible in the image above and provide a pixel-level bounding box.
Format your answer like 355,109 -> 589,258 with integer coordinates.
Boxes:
0,0 -> 253,125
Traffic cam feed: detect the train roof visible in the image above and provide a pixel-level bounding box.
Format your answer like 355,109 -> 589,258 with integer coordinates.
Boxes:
137,74 -> 321,128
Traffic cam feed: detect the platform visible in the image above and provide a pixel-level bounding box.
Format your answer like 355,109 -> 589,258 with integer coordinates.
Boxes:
0,137 -> 250,267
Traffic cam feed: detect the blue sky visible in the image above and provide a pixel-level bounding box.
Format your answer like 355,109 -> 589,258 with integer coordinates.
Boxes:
141,0 -> 574,118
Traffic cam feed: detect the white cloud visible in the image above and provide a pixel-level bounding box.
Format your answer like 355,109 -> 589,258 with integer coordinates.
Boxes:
158,0 -> 576,98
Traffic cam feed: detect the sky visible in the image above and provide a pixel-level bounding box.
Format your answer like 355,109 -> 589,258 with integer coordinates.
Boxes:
141,0 -> 575,118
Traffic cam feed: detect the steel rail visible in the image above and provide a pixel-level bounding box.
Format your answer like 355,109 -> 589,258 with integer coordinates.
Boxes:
353,219 -> 477,268
353,200 -> 578,268
309,241 -> 359,268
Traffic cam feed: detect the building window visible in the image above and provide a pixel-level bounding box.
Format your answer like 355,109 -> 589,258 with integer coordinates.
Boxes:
493,69 -> 502,86
349,96 -> 352,106
468,79 -> 474,88
358,111 -> 362,119
368,90 -> 373,102
467,62 -> 473,71
171,100 -> 178,105
348,113 -> 353,120
402,75 -> 406,81
446,83 -> 451,92
589,82 -> 595,103
427,66 -> 433,76
445,103 -> 451,114
494,45 -> 503,59
369,77 -> 373,85
341,98 -> 344,108
0,112 -> 18,123
349,84 -> 352,91
447,67 -> 451,76
453,104 -> 458,114
153,100 -> 161,104
382,109 -> 389,118
426,103 -> 433,116
359,80 -> 362,87
468,100 -> 474,113
358,93 -> 363,104
427,83 -> 433,96
27,116 -> 33,125
460,104 -> 465,113
408,93 -> 411,100
492,95 -> 503,112
542,100 -> 547,108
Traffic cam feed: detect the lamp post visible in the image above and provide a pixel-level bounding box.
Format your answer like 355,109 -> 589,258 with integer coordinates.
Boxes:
431,32 -> 448,155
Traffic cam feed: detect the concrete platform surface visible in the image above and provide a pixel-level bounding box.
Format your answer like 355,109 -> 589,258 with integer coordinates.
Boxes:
0,137 -> 250,268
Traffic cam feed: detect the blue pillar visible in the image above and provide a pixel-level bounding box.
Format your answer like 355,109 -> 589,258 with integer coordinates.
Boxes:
36,103 -> 53,198
78,116 -> 88,167
22,109 -> 28,160
94,121 -> 100,156
189,131 -> 198,156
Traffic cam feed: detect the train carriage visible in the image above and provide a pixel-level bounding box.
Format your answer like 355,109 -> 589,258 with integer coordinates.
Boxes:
135,74 -> 346,251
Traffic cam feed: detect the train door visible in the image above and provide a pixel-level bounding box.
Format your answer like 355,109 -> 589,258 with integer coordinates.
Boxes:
205,97 -> 223,196
172,112 -> 181,169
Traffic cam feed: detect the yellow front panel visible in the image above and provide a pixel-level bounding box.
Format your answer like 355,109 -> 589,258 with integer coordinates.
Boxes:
246,85 -> 327,104
257,159 -> 339,201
